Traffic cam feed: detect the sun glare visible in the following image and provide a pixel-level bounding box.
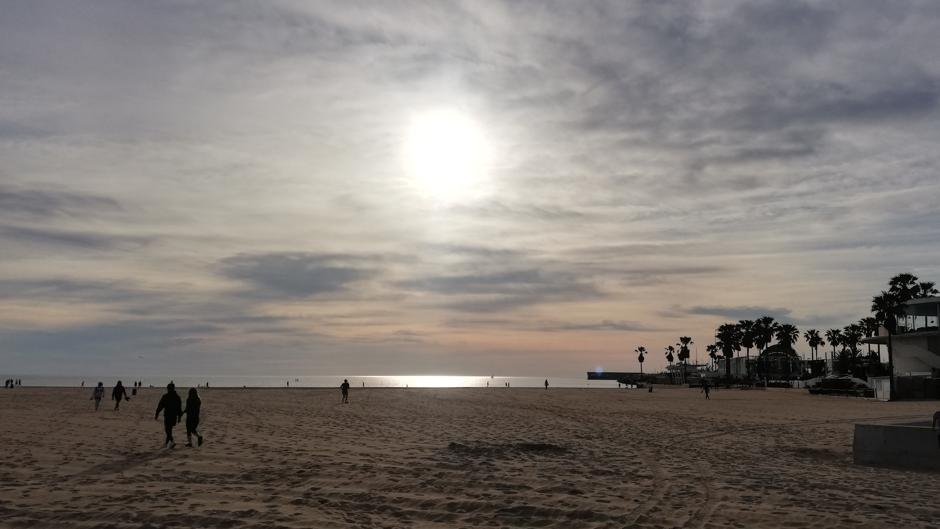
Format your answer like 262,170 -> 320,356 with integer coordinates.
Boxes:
403,109 -> 492,202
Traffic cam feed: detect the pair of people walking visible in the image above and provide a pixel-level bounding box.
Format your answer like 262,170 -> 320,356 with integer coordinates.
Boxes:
155,383 -> 203,448
89,381 -> 132,410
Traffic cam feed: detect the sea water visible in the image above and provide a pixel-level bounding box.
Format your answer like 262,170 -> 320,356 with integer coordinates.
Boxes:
2,374 -> 620,389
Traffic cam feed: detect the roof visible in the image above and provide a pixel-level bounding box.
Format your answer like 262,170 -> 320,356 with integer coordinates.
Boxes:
902,296 -> 940,316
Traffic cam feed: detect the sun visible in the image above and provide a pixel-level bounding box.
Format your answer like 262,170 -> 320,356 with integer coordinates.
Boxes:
403,109 -> 492,202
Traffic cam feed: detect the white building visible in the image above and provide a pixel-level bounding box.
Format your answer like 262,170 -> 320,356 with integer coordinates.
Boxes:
863,296 -> 940,376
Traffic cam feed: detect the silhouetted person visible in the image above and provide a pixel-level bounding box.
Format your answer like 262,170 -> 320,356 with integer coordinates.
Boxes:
544,379 -> 549,390
183,387 -> 203,447
91,382 -> 105,411
112,381 -> 130,410
933,410 -> 940,449
702,379 -> 711,400
341,379 -> 350,403
155,383 -> 182,448
81,380 -> 85,388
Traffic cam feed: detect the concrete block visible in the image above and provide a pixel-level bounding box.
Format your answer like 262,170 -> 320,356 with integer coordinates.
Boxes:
853,423 -> 940,472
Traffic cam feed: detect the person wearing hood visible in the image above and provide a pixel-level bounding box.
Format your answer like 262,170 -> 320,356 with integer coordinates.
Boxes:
182,387 -> 204,447
154,383 -> 183,448
112,380 -> 130,410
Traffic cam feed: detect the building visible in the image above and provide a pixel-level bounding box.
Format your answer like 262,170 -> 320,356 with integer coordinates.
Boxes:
862,296 -> 940,376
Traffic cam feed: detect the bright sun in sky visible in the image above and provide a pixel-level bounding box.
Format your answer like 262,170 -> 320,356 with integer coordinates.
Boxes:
403,109 -> 493,202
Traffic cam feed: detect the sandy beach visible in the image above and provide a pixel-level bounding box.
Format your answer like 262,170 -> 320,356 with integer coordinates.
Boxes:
0,386 -> 938,528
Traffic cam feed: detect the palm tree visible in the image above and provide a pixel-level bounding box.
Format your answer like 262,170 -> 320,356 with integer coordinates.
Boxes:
775,323 -> 799,351
824,328 -> 842,367
916,281 -> 938,298
753,316 -> 777,380
840,324 -> 864,375
773,323 -> 799,379
872,290 -> 903,397
738,319 -> 756,378
664,345 -> 675,382
706,344 -> 718,370
888,273 -> 918,331
635,346 -> 647,375
677,336 -> 693,383
888,273 -> 919,300
803,329 -> 824,362
715,324 -> 742,381
858,317 -> 878,357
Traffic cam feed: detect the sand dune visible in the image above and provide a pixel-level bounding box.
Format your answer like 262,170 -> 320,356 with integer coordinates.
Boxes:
0,386 -> 938,528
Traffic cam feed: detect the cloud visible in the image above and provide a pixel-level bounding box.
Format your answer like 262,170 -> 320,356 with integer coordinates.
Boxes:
535,319 -> 659,332
218,252 -> 377,298
0,186 -> 122,219
681,305 -> 795,322
402,268 -> 601,312
0,225 -> 150,251
3,1 -> 940,375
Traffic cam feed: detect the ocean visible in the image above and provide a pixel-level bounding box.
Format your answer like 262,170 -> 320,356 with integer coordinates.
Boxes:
2,374 -> 621,389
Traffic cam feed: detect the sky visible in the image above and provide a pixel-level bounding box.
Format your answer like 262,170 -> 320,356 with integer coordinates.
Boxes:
2,0 -> 940,377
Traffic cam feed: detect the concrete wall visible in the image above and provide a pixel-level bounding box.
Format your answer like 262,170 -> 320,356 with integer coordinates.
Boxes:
853,423 -> 940,472
892,333 -> 940,374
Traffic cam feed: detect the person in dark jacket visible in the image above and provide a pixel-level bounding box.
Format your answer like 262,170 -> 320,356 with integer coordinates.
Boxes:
154,383 -> 182,448
112,381 -> 130,410
182,387 -> 204,447
91,382 -> 105,411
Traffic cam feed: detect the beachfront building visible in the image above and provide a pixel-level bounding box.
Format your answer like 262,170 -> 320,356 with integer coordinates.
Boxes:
862,296 -> 940,376
862,296 -> 940,399
716,356 -> 748,378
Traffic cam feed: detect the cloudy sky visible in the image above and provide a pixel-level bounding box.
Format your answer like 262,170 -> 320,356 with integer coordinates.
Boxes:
2,1 -> 940,377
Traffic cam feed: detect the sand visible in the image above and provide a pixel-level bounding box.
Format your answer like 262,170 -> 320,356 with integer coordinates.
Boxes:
0,386 -> 938,529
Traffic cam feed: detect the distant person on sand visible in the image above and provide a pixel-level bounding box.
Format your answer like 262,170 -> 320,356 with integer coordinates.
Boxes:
341,379 -> 350,404
112,381 -> 130,410
702,379 -> 711,400
544,379 -> 549,390
182,388 -> 204,447
91,382 -> 105,411
155,383 -> 183,448
933,410 -> 940,448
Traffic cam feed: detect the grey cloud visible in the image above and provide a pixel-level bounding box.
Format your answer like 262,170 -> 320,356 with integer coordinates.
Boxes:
400,268 -> 601,313
682,305 -> 794,321
0,186 -> 121,219
4,1 -> 940,375
0,278 -> 140,304
218,252 -> 377,298
535,319 -> 658,332
0,319 -> 225,357
0,119 -> 48,140
0,225 -> 150,251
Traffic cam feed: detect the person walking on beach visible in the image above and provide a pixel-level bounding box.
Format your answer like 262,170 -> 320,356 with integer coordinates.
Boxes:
544,379 -> 549,390
91,382 -> 105,411
341,379 -> 350,404
112,380 -> 130,410
702,379 -> 711,400
154,383 -> 183,448
182,387 -> 204,447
